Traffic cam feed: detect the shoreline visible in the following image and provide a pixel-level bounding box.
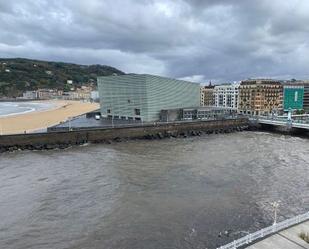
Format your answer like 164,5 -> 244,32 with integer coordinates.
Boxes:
0,118 -> 249,153
0,100 -> 99,135
0,100 -> 63,118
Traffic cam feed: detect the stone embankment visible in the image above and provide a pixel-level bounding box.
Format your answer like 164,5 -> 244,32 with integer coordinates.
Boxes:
0,118 -> 249,153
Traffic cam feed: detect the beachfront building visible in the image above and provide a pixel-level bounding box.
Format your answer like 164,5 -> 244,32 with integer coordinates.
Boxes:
97,74 -> 200,122
62,86 -> 93,101
37,89 -> 63,99
238,79 -> 283,115
283,84 -> 304,111
200,84 -> 215,106
22,91 -> 38,99
91,91 -> 99,102
214,83 -> 239,110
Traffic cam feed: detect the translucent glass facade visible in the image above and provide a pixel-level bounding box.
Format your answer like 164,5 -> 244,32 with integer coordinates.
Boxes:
283,85 -> 304,111
98,74 -> 200,122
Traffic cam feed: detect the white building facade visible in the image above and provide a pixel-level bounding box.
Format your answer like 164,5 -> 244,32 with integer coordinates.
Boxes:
22,91 -> 38,99
91,91 -> 99,101
214,84 -> 240,110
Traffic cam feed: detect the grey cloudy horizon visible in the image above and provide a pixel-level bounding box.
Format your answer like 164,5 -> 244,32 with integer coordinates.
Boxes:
1,0 -> 309,83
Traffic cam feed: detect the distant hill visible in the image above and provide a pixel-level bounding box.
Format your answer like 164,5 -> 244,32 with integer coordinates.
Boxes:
0,58 -> 124,97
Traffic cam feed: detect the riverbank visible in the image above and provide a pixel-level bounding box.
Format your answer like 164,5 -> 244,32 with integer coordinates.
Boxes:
0,118 -> 249,153
0,101 -> 99,135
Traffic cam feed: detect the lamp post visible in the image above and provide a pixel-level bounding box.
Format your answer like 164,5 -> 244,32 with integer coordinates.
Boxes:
287,108 -> 292,121
271,201 -> 280,225
68,117 -> 72,131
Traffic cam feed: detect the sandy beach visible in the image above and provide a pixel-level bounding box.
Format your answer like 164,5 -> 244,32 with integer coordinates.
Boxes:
0,100 -> 99,135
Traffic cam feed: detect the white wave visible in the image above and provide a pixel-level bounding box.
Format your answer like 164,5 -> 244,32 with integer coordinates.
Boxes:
0,101 -> 55,117
0,107 -> 36,117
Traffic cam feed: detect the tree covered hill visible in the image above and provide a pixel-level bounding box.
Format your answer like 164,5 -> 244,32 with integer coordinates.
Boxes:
0,58 -> 124,97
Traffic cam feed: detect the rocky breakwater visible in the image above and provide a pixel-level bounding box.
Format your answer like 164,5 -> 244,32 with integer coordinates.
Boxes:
0,118 -> 249,153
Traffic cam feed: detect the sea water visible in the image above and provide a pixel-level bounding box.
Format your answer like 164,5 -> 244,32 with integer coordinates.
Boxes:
0,102 -> 54,117
0,132 -> 308,249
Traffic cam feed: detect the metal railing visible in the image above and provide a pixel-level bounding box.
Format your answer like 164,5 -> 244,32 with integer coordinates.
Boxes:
249,115 -> 309,130
252,115 -> 309,124
217,211 -> 309,249
47,116 -> 247,133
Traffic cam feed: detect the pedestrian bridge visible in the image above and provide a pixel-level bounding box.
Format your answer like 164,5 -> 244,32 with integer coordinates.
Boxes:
252,116 -> 309,130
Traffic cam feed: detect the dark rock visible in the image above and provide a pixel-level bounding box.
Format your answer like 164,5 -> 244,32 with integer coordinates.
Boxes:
157,132 -> 164,139
191,131 -> 197,136
34,144 -> 43,150
59,144 -> 68,149
45,144 -> 56,150
20,145 -> 27,150
114,137 -> 122,142
0,147 -> 7,153
144,134 -> 153,140
8,147 -> 15,152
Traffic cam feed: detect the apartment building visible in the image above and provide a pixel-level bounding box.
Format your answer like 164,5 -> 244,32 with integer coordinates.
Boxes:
238,79 -> 283,115
214,83 -> 239,109
200,84 -> 215,106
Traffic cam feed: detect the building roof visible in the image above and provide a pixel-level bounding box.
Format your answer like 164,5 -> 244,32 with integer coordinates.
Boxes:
98,73 -> 201,86
241,79 -> 281,85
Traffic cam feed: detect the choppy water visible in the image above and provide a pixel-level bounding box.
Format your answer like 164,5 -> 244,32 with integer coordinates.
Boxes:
0,132 -> 308,249
0,102 -> 54,117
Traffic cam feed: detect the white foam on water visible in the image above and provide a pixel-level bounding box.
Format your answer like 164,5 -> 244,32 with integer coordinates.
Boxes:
0,102 -> 54,117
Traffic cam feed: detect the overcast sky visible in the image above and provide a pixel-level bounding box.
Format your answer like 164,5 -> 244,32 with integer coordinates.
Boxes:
1,0 -> 309,83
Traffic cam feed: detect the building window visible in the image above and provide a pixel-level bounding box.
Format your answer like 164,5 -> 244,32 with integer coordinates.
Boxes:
134,108 -> 141,115
107,109 -> 111,114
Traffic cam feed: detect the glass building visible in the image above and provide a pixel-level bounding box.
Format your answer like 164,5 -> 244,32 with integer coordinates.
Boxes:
97,74 -> 200,122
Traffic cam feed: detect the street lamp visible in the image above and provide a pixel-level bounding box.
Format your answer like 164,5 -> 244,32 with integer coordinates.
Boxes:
271,201 -> 280,225
68,117 -> 72,131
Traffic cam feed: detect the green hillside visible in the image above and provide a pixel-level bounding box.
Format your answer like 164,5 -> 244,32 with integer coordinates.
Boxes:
0,58 -> 124,97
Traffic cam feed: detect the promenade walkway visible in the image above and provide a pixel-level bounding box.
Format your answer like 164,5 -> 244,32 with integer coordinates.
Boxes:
217,212 -> 309,249
247,221 -> 309,249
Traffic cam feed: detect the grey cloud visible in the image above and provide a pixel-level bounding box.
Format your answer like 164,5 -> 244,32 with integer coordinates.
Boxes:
1,0 -> 309,82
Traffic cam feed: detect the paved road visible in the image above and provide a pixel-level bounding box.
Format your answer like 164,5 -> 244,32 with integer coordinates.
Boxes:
247,221 -> 309,249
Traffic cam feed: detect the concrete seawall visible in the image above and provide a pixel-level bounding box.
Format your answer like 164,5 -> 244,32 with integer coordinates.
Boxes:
0,118 -> 249,153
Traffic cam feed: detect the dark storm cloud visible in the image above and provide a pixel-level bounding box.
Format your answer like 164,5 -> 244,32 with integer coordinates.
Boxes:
1,0 -> 309,82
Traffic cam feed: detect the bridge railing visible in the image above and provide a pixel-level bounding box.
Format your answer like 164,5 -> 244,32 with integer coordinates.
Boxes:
252,115 -> 309,124
217,211 -> 309,249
